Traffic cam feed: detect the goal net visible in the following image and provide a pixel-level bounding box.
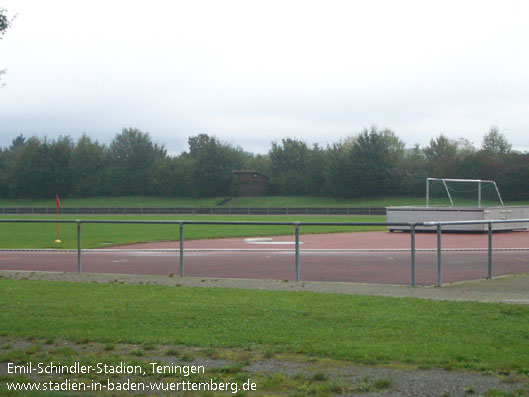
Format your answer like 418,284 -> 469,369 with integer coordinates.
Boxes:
426,178 -> 504,207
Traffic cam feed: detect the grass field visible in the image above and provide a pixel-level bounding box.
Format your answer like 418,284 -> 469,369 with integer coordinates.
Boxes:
0,214 -> 386,249
1,278 -> 528,374
0,195 -> 522,208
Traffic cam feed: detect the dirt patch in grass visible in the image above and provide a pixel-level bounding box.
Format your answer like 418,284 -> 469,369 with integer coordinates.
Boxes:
1,337 -> 528,396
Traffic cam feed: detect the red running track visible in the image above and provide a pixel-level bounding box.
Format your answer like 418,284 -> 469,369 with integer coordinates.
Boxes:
1,231 -> 528,285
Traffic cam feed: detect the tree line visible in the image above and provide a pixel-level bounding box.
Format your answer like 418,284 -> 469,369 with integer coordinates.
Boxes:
0,126 -> 528,201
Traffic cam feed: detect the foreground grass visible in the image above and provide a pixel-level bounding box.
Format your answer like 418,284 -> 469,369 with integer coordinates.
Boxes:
1,278 -> 529,374
0,195 -> 523,208
0,214 -> 385,249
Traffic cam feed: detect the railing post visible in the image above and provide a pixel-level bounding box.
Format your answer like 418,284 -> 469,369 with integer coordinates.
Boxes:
437,223 -> 442,287
77,221 -> 82,273
478,180 -> 482,208
179,222 -> 184,277
488,221 -> 493,279
410,223 -> 416,286
295,223 -> 300,281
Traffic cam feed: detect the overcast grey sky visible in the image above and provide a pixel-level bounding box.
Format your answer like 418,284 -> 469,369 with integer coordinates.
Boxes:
1,0 -> 528,154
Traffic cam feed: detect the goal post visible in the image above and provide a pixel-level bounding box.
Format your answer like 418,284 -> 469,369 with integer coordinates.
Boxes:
426,178 -> 504,208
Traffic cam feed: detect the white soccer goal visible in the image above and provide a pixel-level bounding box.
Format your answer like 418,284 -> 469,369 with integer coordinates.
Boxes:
426,178 -> 504,208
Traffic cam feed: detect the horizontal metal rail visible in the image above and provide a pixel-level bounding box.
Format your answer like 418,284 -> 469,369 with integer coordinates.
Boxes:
1,218 -> 529,286
0,206 -> 387,216
0,219 -> 413,227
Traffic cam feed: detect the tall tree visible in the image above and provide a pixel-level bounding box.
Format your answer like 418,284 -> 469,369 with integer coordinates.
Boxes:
0,148 -> 9,196
107,128 -> 166,195
323,140 -> 355,197
49,136 -> 74,197
268,138 -> 320,195
401,144 -> 428,196
9,134 -> 26,151
71,134 -> 107,196
349,126 -> 405,196
8,137 -> 57,198
423,135 -> 459,177
481,126 -> 512,155
187,134 -> 244,197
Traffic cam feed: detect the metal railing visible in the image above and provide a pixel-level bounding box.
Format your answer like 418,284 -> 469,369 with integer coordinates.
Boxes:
1,218 -> 528,286
0,206 -> 387,215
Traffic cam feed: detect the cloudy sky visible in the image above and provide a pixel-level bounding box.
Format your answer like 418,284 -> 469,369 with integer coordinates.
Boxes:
1,0 -> 528,154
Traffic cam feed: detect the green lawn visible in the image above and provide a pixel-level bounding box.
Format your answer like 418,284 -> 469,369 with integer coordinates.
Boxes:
0,214 -> 386,249
1,278 -> 528,373
0,195 -> 521,208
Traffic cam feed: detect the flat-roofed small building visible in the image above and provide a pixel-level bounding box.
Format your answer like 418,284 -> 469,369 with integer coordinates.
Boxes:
232,170 -> 268,197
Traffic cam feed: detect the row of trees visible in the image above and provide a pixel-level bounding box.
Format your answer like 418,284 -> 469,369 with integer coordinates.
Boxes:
0,129 -> 249,199
1,126 -> 528,200
266,126 -> 527,200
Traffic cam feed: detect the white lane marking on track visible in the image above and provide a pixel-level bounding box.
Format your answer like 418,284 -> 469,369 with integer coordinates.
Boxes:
112,259 -> 128,263
0,257 -> 20,261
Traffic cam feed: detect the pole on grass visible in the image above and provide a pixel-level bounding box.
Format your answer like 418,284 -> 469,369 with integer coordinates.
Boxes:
77,221 -> 82,273
179,222 -> 184,277
295,223 -> 300,281
410,223 -> 416,286
436,223 -> 442,287
55,195 -> 61,243
488,221 -> 493,279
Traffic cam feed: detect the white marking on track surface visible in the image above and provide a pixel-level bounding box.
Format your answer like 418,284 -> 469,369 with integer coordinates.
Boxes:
112,259 -> 128,263
0,257 -> 20,261
244,238 -> 301,245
